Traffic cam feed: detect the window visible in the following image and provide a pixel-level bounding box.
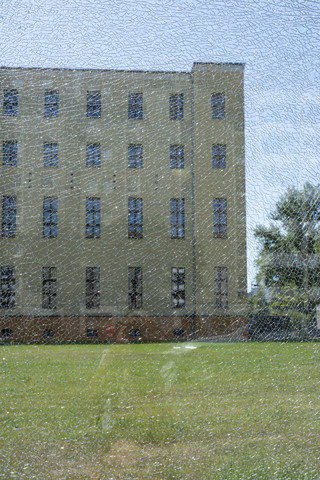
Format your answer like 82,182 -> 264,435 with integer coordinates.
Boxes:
170,145 -> 184,169
170,94 -> 183,120
213,198 -> 227,238
2,196 -> 16,237
87,91 -> 101,118
43,329 -> 54,338
44,90 -> 59,117
128,198 -> 143,239
173,328 -> 184,338
128,267 -> 142,309
4,90 -> 18,116
172,267 -> 185,308
212,144 -> 226,168
215,267 -> 228,309
86,267 -> 100,309
86,143 -> 101,167
128,93 -> 143,119
1,328 -> 13,338
42,267 -> 57,309
3,141 -> 18,166
43,197 -> 58,238
170,199 -> 185,239
86,198 -> 100,238
1,266 -> 15,309
44,143 -> 58,167
128,144 -> 143,168
87,328 -> 98,338
211,93 -> 225,119
130,328 -> 141,337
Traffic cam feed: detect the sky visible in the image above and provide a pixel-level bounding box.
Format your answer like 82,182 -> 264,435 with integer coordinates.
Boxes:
0,0 -> 319,288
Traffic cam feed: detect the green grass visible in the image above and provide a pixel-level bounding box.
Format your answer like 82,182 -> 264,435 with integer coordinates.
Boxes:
1,342 -> 320,479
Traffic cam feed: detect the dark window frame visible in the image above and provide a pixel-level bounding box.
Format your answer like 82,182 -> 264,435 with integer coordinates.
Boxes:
170,145 -> 184,169
1,266 -> 15,309
87,91 -> 101,118
213,198 -> 227,238
2,196 -> 16,238
128,267 -> 143,309
172,267 -> 185,308
44,90 -> 59,118
43,197 -> 58,238
128,144 -> 143,168
215,267 -> 228,309
211,93 -> 225,120
128,93 -> 143,119
86,143 -> 101,167
170,93 -> 184,120
86,267 -> 100,309
4,90 -> 18,116
170,198 -> 185,239
212,144 -> 226,168
128,198 -> 143,239
86,197 -> 101,238
42,267 -> 57,310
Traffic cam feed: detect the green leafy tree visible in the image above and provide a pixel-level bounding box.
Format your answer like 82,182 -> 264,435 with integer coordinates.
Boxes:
252,183 -> 320,337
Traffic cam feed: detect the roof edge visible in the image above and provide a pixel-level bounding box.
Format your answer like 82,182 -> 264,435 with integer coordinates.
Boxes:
0,62 -> 245,74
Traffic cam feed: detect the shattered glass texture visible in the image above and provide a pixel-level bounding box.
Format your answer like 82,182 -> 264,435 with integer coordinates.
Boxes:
0,0 -> 320,478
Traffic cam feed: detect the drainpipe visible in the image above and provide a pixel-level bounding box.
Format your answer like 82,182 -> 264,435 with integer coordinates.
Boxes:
191,68 -> 197,340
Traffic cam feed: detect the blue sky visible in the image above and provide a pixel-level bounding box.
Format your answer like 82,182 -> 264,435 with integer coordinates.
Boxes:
1,0 -> 319,288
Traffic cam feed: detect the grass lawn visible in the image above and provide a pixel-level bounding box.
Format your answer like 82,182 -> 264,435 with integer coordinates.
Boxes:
0,342 -> 320,479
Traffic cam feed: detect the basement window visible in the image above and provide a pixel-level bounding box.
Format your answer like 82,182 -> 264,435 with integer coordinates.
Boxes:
43,329 -> 55,338
173,328 -> 184,338
87,328 -> 98,338
130,328 -> 141,337
1,328 -> 13,338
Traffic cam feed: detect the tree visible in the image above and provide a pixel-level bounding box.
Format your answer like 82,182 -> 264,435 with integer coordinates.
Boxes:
251,183 -> 320,337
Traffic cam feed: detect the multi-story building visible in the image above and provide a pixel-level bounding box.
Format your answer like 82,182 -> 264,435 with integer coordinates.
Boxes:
0,62 -> 247,343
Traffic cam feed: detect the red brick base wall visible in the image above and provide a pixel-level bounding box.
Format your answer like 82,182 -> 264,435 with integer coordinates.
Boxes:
0,315 -> 248,343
